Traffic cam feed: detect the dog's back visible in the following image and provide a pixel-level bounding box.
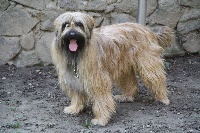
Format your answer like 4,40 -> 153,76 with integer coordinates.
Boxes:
94,23 -> 174,50
93,23 -> 174,70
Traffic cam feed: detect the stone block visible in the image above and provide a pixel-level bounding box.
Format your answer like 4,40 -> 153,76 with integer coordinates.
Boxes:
81,0 -> 107,11
180,0 -> 200,9
147,0 -> 157,16
12,0 -> 57,10
41,19 -> 54,31
58,0 -> 84,10
0,0 -> 10,11
59,0 -> 107,11
181,31 -> 200,53
94,17 -> 110,27
0,6 -> 39,36
0,37 -> 21,64
40,10 -> 65,22
111,13 -> 136,24
177,9 -> 200,34
88,12 -> 110,27
106,0 -> 137,16
149,0 -> 183,28
35,32 -> 54,65
14,50 -> 40,67
164,38 -> 185,57
106,0 -> 157,17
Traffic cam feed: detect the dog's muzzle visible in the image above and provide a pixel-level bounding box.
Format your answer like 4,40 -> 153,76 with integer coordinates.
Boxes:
62,30 -> 85,53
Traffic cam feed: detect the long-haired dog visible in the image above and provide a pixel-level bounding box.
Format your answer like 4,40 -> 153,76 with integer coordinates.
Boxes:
51,12 -> 174,126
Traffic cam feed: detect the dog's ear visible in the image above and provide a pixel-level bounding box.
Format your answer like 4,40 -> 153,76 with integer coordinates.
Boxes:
53,19 -> 62,47
86,15 -> 94,32
85,15 -> 94,39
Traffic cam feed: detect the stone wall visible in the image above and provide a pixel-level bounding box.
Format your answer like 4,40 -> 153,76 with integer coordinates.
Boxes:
0,0 -> 199,67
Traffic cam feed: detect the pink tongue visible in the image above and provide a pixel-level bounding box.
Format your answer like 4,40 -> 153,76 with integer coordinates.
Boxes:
69,39 -> 78,52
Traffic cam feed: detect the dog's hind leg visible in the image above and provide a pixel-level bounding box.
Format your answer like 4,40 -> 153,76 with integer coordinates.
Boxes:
114,70 -> 139,102
64,91 -> 86,114
137,56 -> 170,105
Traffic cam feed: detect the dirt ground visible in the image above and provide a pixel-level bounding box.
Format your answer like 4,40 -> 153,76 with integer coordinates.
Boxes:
0,54 -> 199,133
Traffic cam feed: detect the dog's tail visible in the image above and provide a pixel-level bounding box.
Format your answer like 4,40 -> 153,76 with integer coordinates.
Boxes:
155,26 -> 175,48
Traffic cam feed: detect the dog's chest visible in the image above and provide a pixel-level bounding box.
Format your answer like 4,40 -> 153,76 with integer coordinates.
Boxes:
64,68 -> 84,92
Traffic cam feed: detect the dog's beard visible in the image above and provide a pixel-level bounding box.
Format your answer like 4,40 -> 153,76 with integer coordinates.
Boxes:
62,32 -> 85,77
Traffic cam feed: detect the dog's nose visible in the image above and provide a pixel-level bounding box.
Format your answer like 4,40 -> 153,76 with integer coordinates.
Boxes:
69,31 -> 76,37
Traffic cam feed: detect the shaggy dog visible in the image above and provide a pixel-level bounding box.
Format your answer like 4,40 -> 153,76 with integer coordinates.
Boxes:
51,12 -> 174,126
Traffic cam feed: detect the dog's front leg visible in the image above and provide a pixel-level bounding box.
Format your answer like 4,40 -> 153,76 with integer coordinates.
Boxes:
91,91 -> 116,126
64,91 -> 85,115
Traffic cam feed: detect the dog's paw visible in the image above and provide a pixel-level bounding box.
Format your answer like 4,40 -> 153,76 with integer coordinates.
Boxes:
64,105 -> 82,114
91,118 -> 107,126
159,98 -> 170,105
114,95 -> 134,102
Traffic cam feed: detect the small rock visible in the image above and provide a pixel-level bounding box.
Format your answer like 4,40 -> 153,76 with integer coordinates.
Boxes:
36,70 -> 40,73
21,31 -> 35,51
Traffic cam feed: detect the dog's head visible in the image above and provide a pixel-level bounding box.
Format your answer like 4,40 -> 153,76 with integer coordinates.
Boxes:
54,12 -> 94,54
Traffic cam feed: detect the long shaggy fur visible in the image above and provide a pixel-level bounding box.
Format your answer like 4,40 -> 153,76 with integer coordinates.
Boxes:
51,12 -> 174,126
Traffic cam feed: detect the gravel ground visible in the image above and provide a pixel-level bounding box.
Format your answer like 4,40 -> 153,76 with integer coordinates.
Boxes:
0,54 -> 200,133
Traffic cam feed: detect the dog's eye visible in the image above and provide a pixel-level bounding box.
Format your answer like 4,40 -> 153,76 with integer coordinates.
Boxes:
62,22 -> 69,31
76,22 -> 83,28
